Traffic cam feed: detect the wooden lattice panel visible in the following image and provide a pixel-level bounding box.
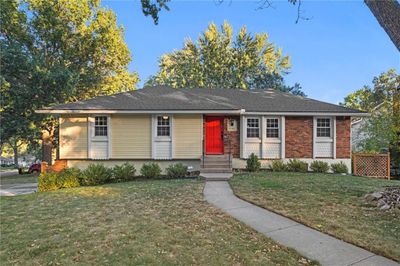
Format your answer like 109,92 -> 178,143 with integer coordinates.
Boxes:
353,154 -> 390,179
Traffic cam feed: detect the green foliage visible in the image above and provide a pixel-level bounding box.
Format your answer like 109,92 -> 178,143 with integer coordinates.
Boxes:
38,168 -> 81,192
148,21 -> 304,95
166,163 -> 188,178
342,69 -> 400,160
141,0 -> 170,24
270,160 -> 288,172
309,161 -> 329,173
113,163 -> 136,181
246,153 -> 261,172
330,162 -> 349,174
140,163 -> 162,178
0,0 -> 138,159
81,164 -> 113,186
287,159 -> 308,173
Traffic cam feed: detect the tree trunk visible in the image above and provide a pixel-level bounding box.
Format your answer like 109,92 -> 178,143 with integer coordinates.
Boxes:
42,130 -> 53,165
12,142 -> 19,167
364,0 -> 400,51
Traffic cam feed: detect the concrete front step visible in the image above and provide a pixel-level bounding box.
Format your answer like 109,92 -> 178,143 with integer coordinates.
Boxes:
200,173 -> 233,181
200,168 -> 232,173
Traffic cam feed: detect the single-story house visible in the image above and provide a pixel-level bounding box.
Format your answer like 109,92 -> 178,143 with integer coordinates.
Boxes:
37,86 -> 368,173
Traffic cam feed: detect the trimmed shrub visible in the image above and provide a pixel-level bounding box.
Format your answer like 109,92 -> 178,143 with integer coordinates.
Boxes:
310,161 -> 329,173
38,168 -> 81,192
287,159 -> 308,173
330,162 -> 349,174
60,168 -> 81,188
81,164 -> 113,185
140,163 -> 161,178
113,163 -> 136,181
270,160 -> 287,172
166,163 -> 188,178
38,172 -> 60,192
246,153 -> 261,172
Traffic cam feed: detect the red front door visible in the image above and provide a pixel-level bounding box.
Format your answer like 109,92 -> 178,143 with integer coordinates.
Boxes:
205,117 -> 224,154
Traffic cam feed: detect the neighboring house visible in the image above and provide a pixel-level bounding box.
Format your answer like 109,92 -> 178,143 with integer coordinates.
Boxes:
0,156 -> 14,166
37,86 -> 368,173
351,103 -> 386,152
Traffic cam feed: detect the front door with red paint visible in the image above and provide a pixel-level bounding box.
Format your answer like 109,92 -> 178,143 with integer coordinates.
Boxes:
205,117 -> 224,154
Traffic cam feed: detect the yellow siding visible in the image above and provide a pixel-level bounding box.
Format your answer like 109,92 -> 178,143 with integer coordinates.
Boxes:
59,115 -> 88,159
173,114 -> 202,159
111,115 -> 151,159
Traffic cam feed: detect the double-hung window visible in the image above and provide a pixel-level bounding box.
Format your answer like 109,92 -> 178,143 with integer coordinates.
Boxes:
316,118 -> 331,138
157,116 -> 170,137
266,118 -> 279,138
94,116 -> 108,137
247,118 -> 260,138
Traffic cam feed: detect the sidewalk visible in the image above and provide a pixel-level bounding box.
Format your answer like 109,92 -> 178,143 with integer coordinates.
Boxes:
204,181 -> 399,266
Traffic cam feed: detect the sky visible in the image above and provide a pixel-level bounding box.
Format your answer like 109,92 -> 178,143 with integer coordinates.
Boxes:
102,0 -> 399,104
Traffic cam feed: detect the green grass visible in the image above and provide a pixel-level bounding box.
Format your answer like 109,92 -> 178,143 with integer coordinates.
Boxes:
230,172 -> 400,261
0,173 -> 38,187
0,179 -> 317,265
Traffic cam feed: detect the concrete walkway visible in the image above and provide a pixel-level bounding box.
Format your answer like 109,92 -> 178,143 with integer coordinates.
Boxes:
204,181 -> 399,266
0,183 -> 37,196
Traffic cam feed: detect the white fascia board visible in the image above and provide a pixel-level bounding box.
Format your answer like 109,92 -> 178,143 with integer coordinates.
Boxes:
35,109 -> 244,114
243,112 -> 370,117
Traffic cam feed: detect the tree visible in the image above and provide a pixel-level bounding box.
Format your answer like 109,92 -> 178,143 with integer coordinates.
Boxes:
342,69 -> 400,165
0,0 -> 138,165
148,22 -> 305,94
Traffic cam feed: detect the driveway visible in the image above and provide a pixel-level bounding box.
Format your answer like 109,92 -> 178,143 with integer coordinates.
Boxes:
0,171 -> 38,196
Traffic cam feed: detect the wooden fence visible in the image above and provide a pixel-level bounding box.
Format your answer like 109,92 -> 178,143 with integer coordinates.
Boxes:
352,153 -> 391,179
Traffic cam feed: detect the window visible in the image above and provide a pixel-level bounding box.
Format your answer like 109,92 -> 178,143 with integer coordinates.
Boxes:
247,118 -> 260,138
157,116 -> 170,136
316,118 -> 331,137
266,118 -> 279,138
94,116 -> 108,136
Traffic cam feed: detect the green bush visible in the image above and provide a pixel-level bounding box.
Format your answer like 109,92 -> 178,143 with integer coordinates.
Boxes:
38,172 -> 60,192
113,163 -> 136,181
246,153 -> 261,172
60,168 -> 81,188
330,162 -> 349,174
38,168 -> 81,192
140,163 -> 161,178
166,163 -> 188,178
270,160 -> 287,172
81,164 -> 113,185
287,159 -> 308,173
310,161 -> 329,173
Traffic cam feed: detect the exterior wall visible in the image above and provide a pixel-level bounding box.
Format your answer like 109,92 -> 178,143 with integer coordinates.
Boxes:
59,115 -> 88,159
223,116 -> 240,158
174,114 -> 203,159
111,115 -> 151,159
336,116 -> 351,158
67,159 -> 201,174
232,158 -> 352,173
285,117 -> 313,158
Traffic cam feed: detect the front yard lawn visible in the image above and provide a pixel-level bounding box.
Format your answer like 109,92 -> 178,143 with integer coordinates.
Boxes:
0,178 -> 317,265
230,172 -> 400,261
0,173 -> 38,187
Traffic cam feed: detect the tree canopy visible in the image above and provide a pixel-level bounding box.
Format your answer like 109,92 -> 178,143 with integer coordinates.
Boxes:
342,69 -> 400,156
147,21 -> 304,95
0,0 -> 138,163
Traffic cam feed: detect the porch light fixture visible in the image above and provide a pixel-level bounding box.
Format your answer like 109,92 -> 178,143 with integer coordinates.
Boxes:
162,115 -> 169,120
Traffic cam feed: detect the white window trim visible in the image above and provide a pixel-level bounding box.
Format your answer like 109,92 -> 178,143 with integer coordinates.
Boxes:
245,117 -> 261,141
313,116 -> 336,159
265,116 -> 281,141
88,115 -> 110,159
151,114 -> 173,159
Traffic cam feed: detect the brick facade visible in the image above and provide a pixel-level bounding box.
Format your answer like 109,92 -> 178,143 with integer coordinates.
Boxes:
223,116 -> 240,158
336,116 -> 351,158
285,117 -> 313,158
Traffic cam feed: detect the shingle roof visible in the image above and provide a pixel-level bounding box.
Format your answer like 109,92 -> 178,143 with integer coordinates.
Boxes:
40,86 -> 366,114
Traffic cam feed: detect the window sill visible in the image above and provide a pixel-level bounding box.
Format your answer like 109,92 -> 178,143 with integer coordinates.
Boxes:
245,138 -> 261,143
316,138 -> 333,143
155,137 -> 172,142
92,137 -> 108,142
265,139 -> 281,143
